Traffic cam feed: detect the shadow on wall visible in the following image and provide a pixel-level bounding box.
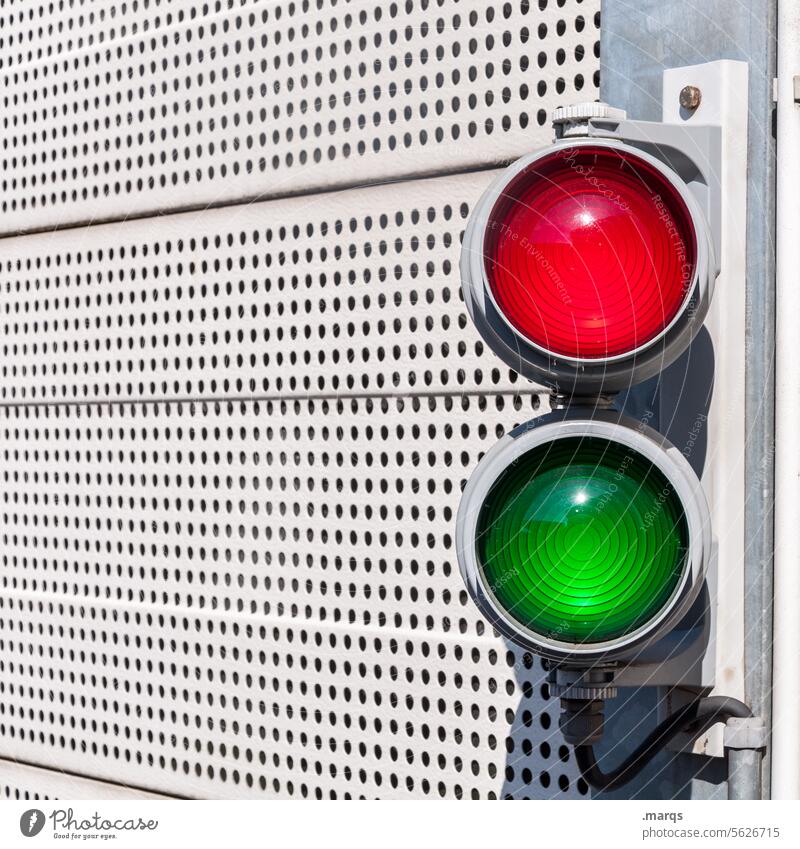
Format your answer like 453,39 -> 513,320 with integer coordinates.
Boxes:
499,650 -> 587,800
584,686 -> 727,800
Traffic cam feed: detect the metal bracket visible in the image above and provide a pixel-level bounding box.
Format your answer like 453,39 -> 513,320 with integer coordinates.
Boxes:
725,717 -> 768,751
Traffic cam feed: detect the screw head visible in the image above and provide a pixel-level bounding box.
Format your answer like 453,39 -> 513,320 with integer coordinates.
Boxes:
679,85 -> 702,111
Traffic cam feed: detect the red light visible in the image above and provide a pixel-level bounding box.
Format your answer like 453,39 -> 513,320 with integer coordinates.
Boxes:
483,146 -> 697,360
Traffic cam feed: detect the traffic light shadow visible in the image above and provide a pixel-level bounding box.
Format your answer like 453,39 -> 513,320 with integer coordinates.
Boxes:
499,587 -> 722,799
590,582 -> 725,799
497,642 -> 710,798
616,326 -> 714,481
657,327 -> 714,481
603,330 -> 724,798
581,681 -> 729,799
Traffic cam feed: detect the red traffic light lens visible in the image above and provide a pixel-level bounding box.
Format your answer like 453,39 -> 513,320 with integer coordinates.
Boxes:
483,145 -> 697,360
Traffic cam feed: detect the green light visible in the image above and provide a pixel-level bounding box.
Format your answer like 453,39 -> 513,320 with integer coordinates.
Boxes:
476,436 -> 689,644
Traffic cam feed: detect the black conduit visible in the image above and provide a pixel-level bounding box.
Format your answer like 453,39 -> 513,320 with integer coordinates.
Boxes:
575,696 -> 752,792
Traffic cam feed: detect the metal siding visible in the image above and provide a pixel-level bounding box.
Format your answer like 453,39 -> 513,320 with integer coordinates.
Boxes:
0,0 -> 601,799
0,394 -> 589,799
1,0 -> 600,234
0,171 -> 526,404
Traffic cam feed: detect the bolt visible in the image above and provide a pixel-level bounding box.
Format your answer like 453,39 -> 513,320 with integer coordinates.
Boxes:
679,85 -> 702,111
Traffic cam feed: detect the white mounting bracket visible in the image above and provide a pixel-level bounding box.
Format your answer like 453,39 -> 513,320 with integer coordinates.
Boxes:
608,60 -> 749,758
661,60 -> 748,758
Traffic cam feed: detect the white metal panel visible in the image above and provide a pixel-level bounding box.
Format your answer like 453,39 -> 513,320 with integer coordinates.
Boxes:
0,0 -> 599,234
0,0 -> 600,802
0,396 -> 583,799
0,758 -> 166,800
0,170 -> 533,404
0,142 -> 581,802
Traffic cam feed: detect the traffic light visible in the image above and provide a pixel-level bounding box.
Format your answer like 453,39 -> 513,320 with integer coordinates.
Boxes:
461,139 -> 715,393
456,61 -> 751,786
457,409 -> 711,664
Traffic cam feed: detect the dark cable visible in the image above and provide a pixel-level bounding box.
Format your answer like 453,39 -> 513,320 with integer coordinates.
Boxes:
575,696 -> 752,792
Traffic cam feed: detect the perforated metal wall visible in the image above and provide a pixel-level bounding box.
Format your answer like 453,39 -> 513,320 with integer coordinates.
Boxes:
0,0 -> 599,235
0,172 -> 523,404
0,0 -> 600,800
0,392 -> 594,800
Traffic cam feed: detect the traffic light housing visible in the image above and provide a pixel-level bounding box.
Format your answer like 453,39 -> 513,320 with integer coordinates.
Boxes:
461,117 -> 722,394
456,60 -> 749,762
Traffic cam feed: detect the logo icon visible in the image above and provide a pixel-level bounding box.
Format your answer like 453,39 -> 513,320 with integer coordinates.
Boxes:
19,809 -> 46,838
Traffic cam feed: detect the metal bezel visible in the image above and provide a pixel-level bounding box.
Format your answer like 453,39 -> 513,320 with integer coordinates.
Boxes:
461,138 -> 716,393
455,411 -> 712,663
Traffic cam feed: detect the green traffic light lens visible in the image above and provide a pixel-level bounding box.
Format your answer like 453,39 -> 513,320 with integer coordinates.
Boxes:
476,436 -> 689,644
